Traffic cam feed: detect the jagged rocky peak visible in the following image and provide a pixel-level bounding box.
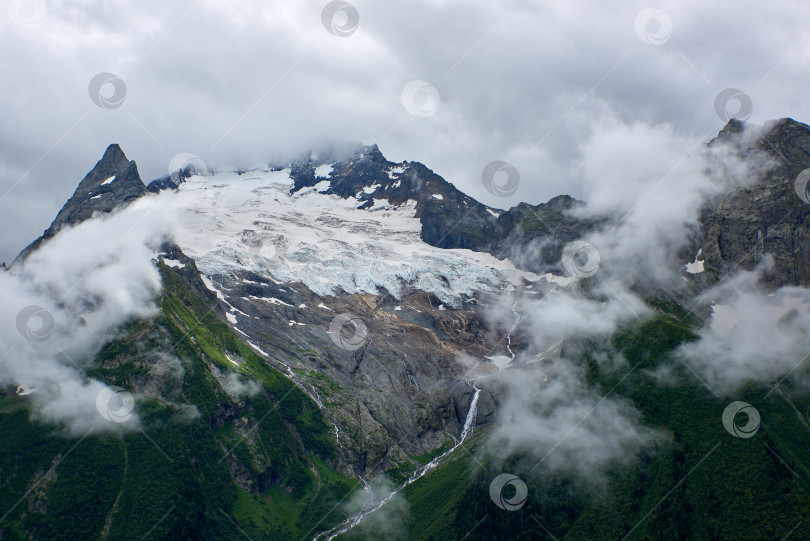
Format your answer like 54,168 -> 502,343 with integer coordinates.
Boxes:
708,117 -> 810,182
12,144 -> 146,266
712,117 -> 747,141
712,117 -> 810,158
286,142 -> 596,262
289,143 -> 392,195
290,143 -> 501,218
50,143 -> 146,233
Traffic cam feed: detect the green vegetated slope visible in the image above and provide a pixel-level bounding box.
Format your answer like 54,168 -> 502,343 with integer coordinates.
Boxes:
379,298 -> 810,541
0,262 -> 357,540
3,263 -> 810,541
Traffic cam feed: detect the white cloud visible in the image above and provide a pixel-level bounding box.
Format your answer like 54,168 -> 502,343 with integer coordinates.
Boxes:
339,476 -> 410,540
221,371 -> 261,399
0,195 -> 173,435
483,359 -> 668,485
678,267 -> 810,394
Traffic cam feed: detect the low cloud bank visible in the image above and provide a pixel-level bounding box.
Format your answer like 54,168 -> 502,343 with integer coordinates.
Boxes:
0,195 -> 173,435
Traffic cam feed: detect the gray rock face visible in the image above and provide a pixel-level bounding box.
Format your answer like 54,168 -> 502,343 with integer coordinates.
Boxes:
206,268 -> 500,476
53,143 -> 146,226
13,144 -> 146,266
697,118 -> 810,289
488,196 -> 607,274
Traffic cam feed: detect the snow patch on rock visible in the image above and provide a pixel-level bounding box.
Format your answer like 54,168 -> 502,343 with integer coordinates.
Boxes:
685,249 -> 705,274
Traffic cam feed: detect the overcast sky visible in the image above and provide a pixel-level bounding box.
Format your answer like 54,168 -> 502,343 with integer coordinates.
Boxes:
1,0 -> 809,263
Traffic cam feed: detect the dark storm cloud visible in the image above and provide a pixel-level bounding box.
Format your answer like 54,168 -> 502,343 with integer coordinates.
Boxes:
1,0 -> 809,262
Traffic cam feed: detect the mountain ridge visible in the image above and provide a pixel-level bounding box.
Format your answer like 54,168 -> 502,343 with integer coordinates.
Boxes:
4,117 -> 810,540
12,116 -> 810,290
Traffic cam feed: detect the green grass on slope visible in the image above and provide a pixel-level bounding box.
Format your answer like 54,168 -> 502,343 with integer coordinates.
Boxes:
0,263 -> 355,540
233,454 -> 358,539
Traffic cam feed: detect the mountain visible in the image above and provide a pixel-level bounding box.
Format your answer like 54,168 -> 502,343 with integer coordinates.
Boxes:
2,118 -> 810,540
145,159 -> 525,475
696,117 -> 810,289
2,141 -> 538,539
12,144 -> 146,267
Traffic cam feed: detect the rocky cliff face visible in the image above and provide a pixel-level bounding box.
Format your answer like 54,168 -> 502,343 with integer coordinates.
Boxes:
696,118 -> 810,289
13,144 -> 146,266
205,270 -> 500,474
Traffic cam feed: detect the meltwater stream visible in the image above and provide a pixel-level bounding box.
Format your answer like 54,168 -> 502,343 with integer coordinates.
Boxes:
314,381 -> 482,541
506,295 -> 521,361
